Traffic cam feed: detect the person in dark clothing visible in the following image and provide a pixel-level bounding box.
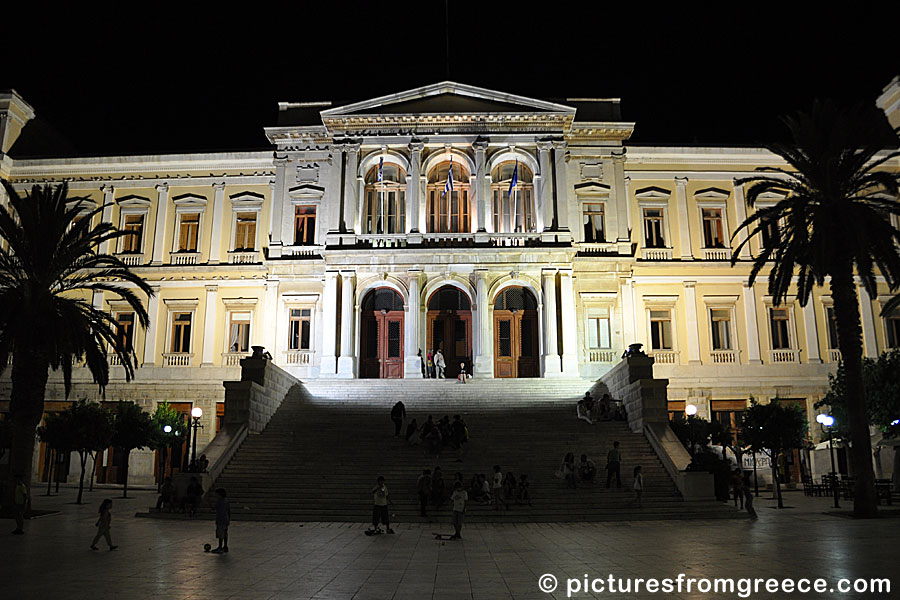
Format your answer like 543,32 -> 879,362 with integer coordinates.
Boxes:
431,466 -> 446,508
606,441 -> 622,488
405,418 -> 419,444
390,401 -> 406,437
416,469 -> 432,517
185,476 -> 204,516
743,471 -> 757,519
211,488 -> 231,553
156,477 -> 175,511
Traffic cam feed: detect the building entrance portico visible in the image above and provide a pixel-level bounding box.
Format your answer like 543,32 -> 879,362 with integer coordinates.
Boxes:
359,287 -> 405,378
426,286 -> 472,379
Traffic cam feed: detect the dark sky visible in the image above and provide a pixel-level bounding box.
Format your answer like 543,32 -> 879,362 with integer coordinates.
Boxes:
2,2 -> 897,156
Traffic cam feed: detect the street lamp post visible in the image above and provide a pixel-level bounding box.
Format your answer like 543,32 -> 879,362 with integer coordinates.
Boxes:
816,413 -> 839,509
190,407 -> 203,471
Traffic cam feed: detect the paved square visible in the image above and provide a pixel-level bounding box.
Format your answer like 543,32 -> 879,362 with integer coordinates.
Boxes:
2,489 -> 896,599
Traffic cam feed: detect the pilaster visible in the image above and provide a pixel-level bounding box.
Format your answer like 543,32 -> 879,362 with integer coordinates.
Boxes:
98,185 -> 115,255
336,270 -> 357,377
559,269 -> 579,375
858,284 -> 878,358
201,285 -> 218,366
342,143 -> 360,235
407,141 -> 424,234
683,281 -> 702,365
612,153 -> 630,250
674,177 -> 693,260
320,271 -> 339,375
542,269 -> 562,375
802,300 -> 822,363
263,277 -> 280,359
142,285 -> 161,367
473,269 -> 493,377
208,182 -> 226,264
537,141 -> 553,235
150,183 -> 169,265
552,141 -> 570,233
742,281 -> 762,364
269,158 -> 287,257
473,140 -> 488,232
733,180 -> 751,259
404,270 -> 424,378
620,277 -> 636,347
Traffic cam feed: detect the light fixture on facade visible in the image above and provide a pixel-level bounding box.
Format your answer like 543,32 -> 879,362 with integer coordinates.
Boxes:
685,404 -> 698,416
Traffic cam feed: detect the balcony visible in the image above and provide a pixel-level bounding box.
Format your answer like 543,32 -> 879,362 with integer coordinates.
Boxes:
108,354 -> 123,366
353,232 -> 545,250
641,247 -> 673,260
170,252 -> 200,265
650,350 -> 678,364
710,350 -> 737,364
116,253 -> 144,266
162,352 -> 193,367
702,248 -> 731,261
578,242 -> 620,256
827,348 -> 842,363
228,250 -> 261,264
222,352 -> 249,366
285,350 -> 312,365
282,244 -> 324,258
770,349 -> 799,364
588,349 -> 617,363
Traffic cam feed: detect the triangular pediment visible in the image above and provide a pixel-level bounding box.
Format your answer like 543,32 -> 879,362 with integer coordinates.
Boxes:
321,82 -> 575,117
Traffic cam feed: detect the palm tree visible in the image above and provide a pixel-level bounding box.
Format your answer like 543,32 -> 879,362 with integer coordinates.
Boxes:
731,101 -> 900,517
0,181 -> 153,505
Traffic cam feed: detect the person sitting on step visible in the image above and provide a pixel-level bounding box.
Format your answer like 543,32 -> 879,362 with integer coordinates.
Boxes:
578,454 -> 597,483
577,392 -> 595,425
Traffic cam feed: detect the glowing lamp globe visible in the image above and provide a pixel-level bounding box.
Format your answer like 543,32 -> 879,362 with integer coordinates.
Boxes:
816,414 -> 827,425
685,404 -> 698,416
821,415 -> 835,427
191,407 -> 203,419
163,425 -> 172,433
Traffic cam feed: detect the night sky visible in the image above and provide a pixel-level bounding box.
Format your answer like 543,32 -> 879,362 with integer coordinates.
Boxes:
2,3 -> 897,157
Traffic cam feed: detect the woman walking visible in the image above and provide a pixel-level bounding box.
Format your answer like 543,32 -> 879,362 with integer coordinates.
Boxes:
90,499 -> 118,551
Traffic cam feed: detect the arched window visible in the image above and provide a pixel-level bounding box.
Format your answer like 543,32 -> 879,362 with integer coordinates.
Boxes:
493,286 -> 537,311
427,161 -> 470,233
491,161 -> 535,233
364,162 -> 406,234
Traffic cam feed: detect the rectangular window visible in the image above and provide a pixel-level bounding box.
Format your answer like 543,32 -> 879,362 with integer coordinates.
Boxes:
826,307 -> 839,349
769,308 -> 791,349
115,312 -> 135,352
710,308 -> 732,350
886,309 -> 900,349
583,203 -> 605,243
228,312 -> 251,353
171,312 -> 192,353
294,206 -> 316,245
643,208 -> 665,248
701,208 -> 725,248
760,216 -> 780,249
289,308 -> 312,350
234,212 -> 257,251
122,214 -> 144,253
588,317 -> 611,349
178,213 -> 200,252
649,309 -> 673,350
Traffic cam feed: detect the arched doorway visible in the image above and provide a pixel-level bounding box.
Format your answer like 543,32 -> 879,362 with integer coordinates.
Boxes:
493,286 -> 538,378
427,286 -> 472,378
360,287 -> 405,379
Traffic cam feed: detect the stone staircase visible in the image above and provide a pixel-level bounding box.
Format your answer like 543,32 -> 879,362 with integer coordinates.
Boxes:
188,379 -> 742,522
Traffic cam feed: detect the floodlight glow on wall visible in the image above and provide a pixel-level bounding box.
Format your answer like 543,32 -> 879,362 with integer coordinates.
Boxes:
685,404 -> 698,416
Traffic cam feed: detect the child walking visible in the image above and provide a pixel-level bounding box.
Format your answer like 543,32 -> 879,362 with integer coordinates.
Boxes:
633,466 -> 643,508
90,499 -> 118,551
212,488 -> 231,553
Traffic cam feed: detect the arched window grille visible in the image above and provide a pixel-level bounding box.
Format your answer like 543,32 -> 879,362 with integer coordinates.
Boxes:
364,162 -> 406,234
427,161 -> 470,233
491,161 -> 535,233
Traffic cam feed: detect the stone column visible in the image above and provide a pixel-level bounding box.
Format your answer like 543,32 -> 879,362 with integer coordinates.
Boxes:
802,300 -> 822,363
208,182 -> 226,264
269,158 -> 287,257
263,277 -> 279,359
674,177 -> 693,260
684,281 -> 702,365
343,143 -> 360,234
407,141 -> 424,234
473,269 -> 493,378
473,141 -> 488,233
542,269 -> 561,375
150,183 -> 169,265
320,271 -> 339,376
742,281 -> 762,364
537,141 -> 553,234
336,270 -> 356,377
98,185 -> 115,255
733,180 -> 751,259
858,284 -> 878,358
404,270 -> 424,378
142,285 -> 161,367
201,285 -> 218,366
552,141 -> 569,232
559,269 -> 579,375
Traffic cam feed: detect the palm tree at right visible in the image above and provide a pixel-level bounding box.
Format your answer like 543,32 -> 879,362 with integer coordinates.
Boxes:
731,101 -> 900,517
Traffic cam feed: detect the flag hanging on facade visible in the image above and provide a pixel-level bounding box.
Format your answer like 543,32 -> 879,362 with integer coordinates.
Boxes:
377,156 -> 384,182
441,158 -> 454,198
507,159 -> 518,199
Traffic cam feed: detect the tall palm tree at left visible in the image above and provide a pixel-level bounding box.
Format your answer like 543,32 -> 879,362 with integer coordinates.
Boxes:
0,181 -> 153,504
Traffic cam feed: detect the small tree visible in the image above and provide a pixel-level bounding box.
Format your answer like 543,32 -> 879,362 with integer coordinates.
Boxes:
38,412 -> 74,495
52,401 -> 114,504
150,402 -> 187,487
670,415 -> 713,458
110,401 -> 153,498
740,399 -> 809,508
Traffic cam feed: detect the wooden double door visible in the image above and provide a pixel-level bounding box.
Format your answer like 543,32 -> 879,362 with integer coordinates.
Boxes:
360,311 -> 405,378
427,310 -> 472,378
493,309 -> 538,378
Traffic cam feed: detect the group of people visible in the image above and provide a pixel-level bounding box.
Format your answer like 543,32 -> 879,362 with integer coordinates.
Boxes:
731,468 -> 757,518
558,442 -> 643,504
421,349 -> 447,379
393,403 -> 469,459
155,475 -> 206,516
466,466 -> 531,510
576,391 -> 626,425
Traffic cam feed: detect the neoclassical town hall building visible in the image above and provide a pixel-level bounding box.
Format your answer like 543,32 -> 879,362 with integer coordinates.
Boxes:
2,80 -> 899,485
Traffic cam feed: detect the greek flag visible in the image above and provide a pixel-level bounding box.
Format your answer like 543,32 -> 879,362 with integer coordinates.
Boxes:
507,159 -> 518,199
377,156 -> 384,182
441,158 -> 454,198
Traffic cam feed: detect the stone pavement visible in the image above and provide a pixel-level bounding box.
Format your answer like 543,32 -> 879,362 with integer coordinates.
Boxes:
2,488 -> 896,599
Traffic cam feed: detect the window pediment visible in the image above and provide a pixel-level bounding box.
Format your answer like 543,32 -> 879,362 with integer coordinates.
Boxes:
694,187 -> 730,200
574,181 -> 610,194
172,193 -> 208,209
117,195 -> 151,209
635,186 -> 671,199
230,191 -> 265,210
289,184 -> 325,199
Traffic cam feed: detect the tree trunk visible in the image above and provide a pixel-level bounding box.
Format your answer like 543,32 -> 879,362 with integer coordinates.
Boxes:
830,266 -> 878,517
76,451 -> 87,505
122,449 -> 130,498
773,454 -> 783,508
4,347 -> 49,510
89,451 -> 97,492
45,449 -> 54,496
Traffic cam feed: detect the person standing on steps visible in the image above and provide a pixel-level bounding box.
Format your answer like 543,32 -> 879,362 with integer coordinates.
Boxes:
434,348 -> 446,379
418,349 -> 425,377
426,350 -> 435,378
633,466 -> 644,508
606,441 -> 622,488
492,465 -> 504,509
369,476 -> 394,534
417,469 -> 432,518
90,499 -> 118,551
450,480 -> 468,539
390,400 -> 406,437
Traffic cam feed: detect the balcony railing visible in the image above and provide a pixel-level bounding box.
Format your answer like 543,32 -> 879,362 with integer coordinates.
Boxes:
710,350 -> 737,364
284,350 -> 312,365
282,244 -> 324,257
170,252 -> 200,265
163,352 -> 193,367
827,348 -> 842,363
588,349 -> 617,363
228,250 -> 260,264
222,352 -> 249,366
116,253 -> 144,266
578,242 -> 620,256
354,232 -> 544,249
702,248 -> 731,261
651,350 -> 678,364
641,247 -> 673,260
108,354 -> 123,366
770,349 -> 799,364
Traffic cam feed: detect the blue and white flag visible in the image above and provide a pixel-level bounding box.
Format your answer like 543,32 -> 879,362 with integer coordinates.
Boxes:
377,156 -> 384,182
507,159 -> 518,199
441,158 -> 454,198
